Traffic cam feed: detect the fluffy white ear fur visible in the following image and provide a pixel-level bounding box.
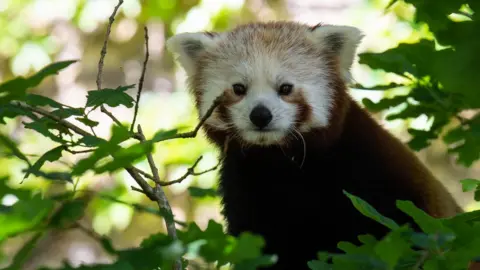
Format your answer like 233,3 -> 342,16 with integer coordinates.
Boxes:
166,32 -> 221,75
310,25 -> 364,82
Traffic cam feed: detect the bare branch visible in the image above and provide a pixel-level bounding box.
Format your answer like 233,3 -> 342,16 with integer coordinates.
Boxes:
131,166 -> 154,181
95,0 -> 125,127
155,95 -> 224,143
96,0 -> 123,90
160,156 -> 219,186
137,125 -> 181,270
66,148 -> 95,154
14,102 -> 91,137
130,26 -> 150,132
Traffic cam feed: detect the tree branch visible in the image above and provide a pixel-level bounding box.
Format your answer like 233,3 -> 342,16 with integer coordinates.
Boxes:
130,26 -> 150,132
137,125 -> 182,270
95,0 -> 124,127
154,95 -> 224,143
159,155 -> 220,186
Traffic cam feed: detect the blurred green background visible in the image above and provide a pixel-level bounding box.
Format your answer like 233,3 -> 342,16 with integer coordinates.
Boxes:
0,0 -> 478,269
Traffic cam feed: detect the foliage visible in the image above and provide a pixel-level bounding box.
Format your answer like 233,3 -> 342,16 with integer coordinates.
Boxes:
0,0 -> 479,270
355,0 -> 480,167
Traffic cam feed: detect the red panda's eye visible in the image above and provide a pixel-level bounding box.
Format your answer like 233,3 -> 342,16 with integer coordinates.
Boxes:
232,84 -> 247,96
278,83 -> 294,95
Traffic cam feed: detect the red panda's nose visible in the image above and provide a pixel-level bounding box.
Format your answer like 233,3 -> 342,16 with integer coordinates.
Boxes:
249,105 -> 273,129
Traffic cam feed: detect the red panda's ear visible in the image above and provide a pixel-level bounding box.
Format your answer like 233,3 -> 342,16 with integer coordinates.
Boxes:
309,24 -> 364,82
166,32 -> 222,75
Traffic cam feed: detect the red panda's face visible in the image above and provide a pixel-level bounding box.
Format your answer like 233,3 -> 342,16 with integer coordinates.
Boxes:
167,22 -> 363,146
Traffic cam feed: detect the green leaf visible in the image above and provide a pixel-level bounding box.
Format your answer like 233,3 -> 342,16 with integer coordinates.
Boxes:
72,126 -> 130,176
49,198 -> 88,228
358,40 -> 436,78
76,117 -> 99,127
0,103 -> 38,124
406,128 -> 438,151
343,190 -> 400,230
373,226 -> 412,268
24,94 -> 65,108
24,146 -> 64,179
23,120 -> 67,143
0,60 -> 77,104
0,193 -> 55,240
0,133 -> 30,165
442,209 -> 480,226
93,141 -> 153,174
460,178 -> 480,192
396,200 -> 449,234
50,108 -> 84,119
177,220 -> 229,263
85,85 -> 136,109
226,232 -> 266,263
25,170 -> 72,183
362,95 -> 408,113
151,129 -> 179,142
188,187 -> 219,198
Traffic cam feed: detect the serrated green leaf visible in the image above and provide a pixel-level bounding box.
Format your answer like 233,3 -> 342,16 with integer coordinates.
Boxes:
0,133 -> 30,165
343,190 -> 400,230
374,226 -> 412,268
226,232 -> 265,263
24,146 -> 64,179
188,187 -> 219,198
85,85 -> 136,109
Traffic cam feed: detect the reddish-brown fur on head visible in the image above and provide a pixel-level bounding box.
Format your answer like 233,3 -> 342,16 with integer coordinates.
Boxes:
166,21 -> 363,148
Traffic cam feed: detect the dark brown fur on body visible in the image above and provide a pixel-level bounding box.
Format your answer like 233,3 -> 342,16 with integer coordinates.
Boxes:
213,97 -> 461,269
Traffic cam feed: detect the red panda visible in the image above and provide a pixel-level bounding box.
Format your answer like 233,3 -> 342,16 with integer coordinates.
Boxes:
166,21 -> 466,269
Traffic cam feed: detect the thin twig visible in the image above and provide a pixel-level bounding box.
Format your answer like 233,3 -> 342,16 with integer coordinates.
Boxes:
66,148 -> 95,154
154,95 -> 224,143
131,167 -> 154,181
160,156 -> 220,186
95,0 -> 124,127
96,0 -> 123,90
137,125 -> 181,270
130,26 -> 150,132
